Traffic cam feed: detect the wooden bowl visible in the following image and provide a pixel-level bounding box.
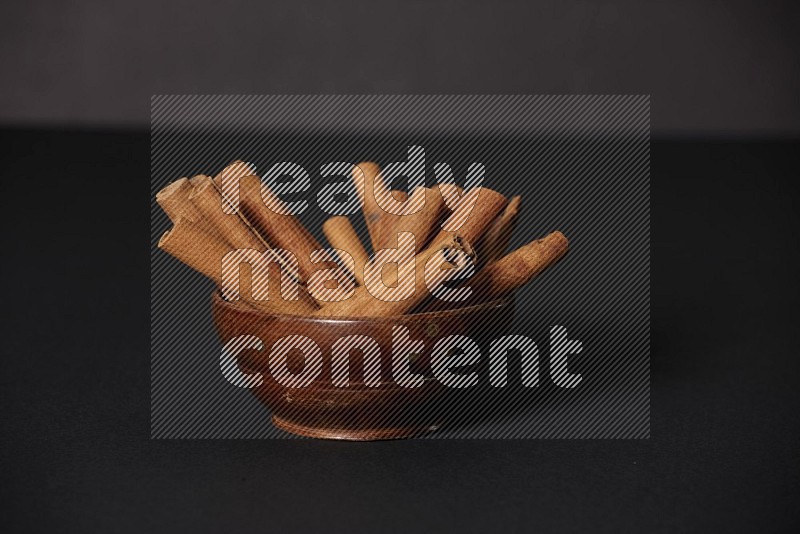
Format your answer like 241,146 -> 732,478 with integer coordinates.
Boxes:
211,292 -> 514,440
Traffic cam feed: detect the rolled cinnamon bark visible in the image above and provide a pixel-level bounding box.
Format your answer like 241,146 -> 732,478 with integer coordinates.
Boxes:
188,179 -> 320,311
363,185 -> 506,316
216,161 -> 355,303
322,216 -> 369,286
213,161 -> 325,284
359,234 -> 476,316
415,230 -> 568,313
468,231 -> 568,300
476,195 -> 521,265
315,233 -> 475,317
157,216 -> 229,285
360,186 -> 505,289
378,185 -> 446,253
189,179 -> 267,251
321,187 -> 506,317
156,177 -> 195,223
374,188 -> 409,251
190,174 -> 210,186
428,187 -> 508,250
352,162 -> 382,251
215,160 -> 256,196
156,174 -> 220,223
158,217 -> 317,315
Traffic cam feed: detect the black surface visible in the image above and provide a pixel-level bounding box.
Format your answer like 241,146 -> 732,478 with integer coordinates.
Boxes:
1,130 -> 799,532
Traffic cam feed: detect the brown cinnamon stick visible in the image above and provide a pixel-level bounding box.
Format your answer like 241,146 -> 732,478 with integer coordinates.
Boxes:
476,195 -> 521,265
378,185 -> 446,253
157,160 -> 567,319
322,216 -> 369,286
158,217 -> 317,315
468,231 -> 569,300
316,187 -> 507,317
428,187 -> 508,250
359,233 -> 476,316
156,177 -> 195,223
416,230 -> 568,313
157,216 -> 229,285
213,161 -> 325,284
189,179 -> 267,251
215,161 -> 355,303
352,162 -> 382,251
188,179 -> 320,311
374,188 -> 410,250
315,233 -> 476,317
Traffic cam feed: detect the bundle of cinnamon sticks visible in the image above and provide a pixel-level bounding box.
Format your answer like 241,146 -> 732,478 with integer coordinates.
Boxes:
156,160 -> 568,317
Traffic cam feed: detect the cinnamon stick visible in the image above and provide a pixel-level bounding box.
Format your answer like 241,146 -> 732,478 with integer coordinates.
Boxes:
315,233 -> 475,317
189,179 -> 267,251
156,160 -> 568,320
188,179 -> 320,311
215,161 -> 355,303
213,161 -> 325,284
437,183 -> 465,212
378,185 -> 446,253
157,216 -> 229,285
359,233 -> 476,316
373,187 -> 410,250
323,216 -> 369,286
156,177 -> 195,223
316,187 -> 507,317
352,161 -> 414,252
158,217 -> 317,315
476,195 -> 521,265
468,231 -> 569,300
428,187 -> 508,250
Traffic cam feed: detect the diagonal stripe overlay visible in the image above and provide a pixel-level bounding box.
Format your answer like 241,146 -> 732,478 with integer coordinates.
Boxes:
151,95 -> 650,439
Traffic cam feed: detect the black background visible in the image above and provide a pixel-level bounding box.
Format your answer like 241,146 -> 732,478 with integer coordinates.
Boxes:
1,0 -> 799,136
2,0 -> 800,532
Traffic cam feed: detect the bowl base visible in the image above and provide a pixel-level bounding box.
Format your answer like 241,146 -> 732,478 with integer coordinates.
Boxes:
272,415 -> 439,441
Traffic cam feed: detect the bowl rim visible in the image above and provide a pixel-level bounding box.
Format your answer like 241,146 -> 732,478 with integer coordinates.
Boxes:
211,291 -> 513,324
